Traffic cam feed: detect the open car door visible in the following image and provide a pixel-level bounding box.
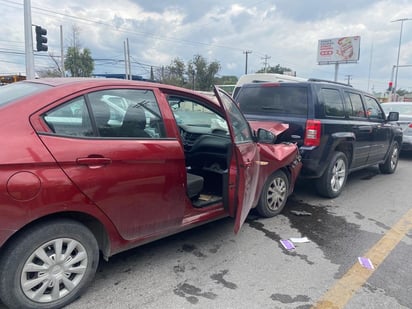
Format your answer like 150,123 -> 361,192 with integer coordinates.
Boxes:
214,86 -> 260,233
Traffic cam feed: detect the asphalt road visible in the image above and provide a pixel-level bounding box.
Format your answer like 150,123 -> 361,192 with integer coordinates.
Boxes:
2,154 -> 412,309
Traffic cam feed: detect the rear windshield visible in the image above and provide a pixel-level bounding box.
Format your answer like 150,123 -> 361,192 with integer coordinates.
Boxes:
0,82 -> 51,106
236,85 -> 308,116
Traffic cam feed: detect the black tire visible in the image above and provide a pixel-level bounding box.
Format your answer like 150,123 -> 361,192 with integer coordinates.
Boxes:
316,151 -> 348,198
379,141 -> 399,174
0,219 -> 99,309
256,170 -> 289,217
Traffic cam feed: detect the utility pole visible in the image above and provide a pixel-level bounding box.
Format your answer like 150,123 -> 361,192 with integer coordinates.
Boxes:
243,50 -> 252,74
124,39 -> 131,80
391,18 -> 411,94
345,74 -> 352,85
60,25 -> 65,77
24,0 -> 35,79
261,54 -> 271,73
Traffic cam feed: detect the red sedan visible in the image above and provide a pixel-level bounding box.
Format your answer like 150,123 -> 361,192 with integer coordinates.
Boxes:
0,78 -> 301,308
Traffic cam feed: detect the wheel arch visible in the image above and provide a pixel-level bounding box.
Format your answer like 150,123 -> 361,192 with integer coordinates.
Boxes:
0,212 -> 111,260
334,141 -> 353,168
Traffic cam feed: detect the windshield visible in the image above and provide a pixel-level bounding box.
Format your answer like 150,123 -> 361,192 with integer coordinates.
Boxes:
0,82 -> 51,106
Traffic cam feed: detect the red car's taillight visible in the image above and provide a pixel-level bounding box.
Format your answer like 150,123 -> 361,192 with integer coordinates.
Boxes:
304,120 -> 321,146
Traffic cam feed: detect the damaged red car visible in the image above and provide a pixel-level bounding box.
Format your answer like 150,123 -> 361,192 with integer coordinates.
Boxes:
0,78 -> 301,309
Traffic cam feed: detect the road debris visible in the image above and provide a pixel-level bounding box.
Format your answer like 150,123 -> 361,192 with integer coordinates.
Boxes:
290,237 -> 310,243
290,210 -> 312,216
358,257 -> 374,270
280,239 -> 295,250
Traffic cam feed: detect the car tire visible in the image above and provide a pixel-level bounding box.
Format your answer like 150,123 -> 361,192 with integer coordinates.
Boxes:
256,170 -> 289,217
316,151 -> 348,198
0,219 -> 99,309
379,141 -> 399,174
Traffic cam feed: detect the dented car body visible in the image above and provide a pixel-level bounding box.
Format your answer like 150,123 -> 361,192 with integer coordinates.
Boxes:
0,78 -> 301,308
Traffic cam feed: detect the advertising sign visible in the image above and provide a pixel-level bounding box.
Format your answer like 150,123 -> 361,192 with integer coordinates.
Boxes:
317,36 -> 360,64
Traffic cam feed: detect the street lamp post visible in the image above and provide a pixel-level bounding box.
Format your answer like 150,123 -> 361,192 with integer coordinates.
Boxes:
391,18 -> 411,97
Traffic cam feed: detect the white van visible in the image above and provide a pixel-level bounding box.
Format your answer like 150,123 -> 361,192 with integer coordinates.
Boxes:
232,73 -> 307,98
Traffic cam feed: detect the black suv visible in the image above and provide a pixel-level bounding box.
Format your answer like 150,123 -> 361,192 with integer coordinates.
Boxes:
235,79 -> 402,198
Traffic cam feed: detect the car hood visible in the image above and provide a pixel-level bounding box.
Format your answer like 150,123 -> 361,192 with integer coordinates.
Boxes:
248,120 -> 289,136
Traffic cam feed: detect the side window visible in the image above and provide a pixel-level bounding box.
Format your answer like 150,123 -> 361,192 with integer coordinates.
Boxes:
218,89 -> 253,143
345,92 -> 366,118
322,88 -> 345,117
168,95 -> 229,134
43,97 -> 93,136
364,96 -> 385,121
87,89 -> 166,138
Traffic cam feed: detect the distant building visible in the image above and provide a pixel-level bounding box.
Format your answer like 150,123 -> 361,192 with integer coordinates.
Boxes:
0,74 -> 26,85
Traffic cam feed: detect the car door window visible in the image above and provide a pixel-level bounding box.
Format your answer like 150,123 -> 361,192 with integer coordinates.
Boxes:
345,92 -> 367,118
87,89 -> 166,138
43,97 -> 92,136
220,94 -> 253,143
322,88 -> 345,117
364,96 -> 385,121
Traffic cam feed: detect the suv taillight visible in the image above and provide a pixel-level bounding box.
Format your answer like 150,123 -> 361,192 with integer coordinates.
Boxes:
304,120 -> 321,146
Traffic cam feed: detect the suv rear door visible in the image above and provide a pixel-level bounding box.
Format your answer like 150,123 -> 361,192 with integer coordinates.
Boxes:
343,91 -> 374,167
363,95 -> 391,163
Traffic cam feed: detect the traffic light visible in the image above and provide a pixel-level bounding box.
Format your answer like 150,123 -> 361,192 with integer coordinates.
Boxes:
388,81 -> 393,92
35,26 -> 48,52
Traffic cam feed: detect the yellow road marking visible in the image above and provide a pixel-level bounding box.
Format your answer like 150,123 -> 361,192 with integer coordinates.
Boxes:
312,207 -> 412,309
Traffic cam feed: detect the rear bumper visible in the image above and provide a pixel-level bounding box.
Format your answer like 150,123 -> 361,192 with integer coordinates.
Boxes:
401,135 -> 412,151
298,146 -> 325,178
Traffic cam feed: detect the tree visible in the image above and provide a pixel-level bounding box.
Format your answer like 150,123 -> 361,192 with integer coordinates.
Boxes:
64,25 -> 94,77
37,68 -> 62,78
188,54 -> 221,91
256,64 -> 293,74
214,75 -> 238,85
65,47 -> 94,77
162,58 -> 186,87
160,55 -> 221,91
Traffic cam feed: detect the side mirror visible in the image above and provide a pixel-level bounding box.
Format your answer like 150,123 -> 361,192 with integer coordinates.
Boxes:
387,111 -> 399,122
257,128 -> 277,144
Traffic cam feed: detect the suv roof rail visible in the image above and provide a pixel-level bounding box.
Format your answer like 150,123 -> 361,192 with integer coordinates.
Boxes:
308,78 -> 353,88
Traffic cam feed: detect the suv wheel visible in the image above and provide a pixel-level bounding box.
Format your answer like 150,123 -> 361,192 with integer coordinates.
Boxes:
0,219 -> 99,309
316,151 -> 348,198
256,170 -> 289,217
379,141 -> 399,174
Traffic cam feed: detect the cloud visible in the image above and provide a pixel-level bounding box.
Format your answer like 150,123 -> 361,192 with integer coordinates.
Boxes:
1,0 -> 411,93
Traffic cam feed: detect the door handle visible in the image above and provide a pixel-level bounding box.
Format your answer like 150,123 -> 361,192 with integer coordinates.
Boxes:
241,160 -> 253,168
353,126 -> 372,133
76,156 -> 112,168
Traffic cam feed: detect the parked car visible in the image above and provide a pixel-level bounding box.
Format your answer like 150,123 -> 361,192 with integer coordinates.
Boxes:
0,78 -> 301,309
234,78 -> 402,198
232,73 -> 307,98
381,102 -> 412,151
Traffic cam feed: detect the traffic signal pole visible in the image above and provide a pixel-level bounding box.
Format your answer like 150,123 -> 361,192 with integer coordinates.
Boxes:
24,0 -> 35,80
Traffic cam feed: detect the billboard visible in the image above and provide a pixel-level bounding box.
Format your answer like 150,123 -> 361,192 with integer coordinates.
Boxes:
317,36 -> 360,64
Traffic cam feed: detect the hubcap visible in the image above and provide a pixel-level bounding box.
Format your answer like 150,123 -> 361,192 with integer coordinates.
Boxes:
331,158 -> 346,192
21,238 -> 88,303
391,146 -> 399,169
266,176 -> 287,211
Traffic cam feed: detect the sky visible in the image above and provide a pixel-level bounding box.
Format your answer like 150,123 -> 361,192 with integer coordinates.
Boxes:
1,0 -> 412,94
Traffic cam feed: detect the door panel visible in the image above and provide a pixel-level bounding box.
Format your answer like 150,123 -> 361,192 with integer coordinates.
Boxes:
214,87 -> 260,233
364,96 -> 390,163
39,135 -> 186,240
344,92 -> 372,167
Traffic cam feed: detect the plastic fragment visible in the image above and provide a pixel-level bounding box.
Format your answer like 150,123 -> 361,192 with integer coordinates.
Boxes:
290,210 -> 312,216
358,257 -> 374,270
290,237 -> 310,243
280,239 -> 295,250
